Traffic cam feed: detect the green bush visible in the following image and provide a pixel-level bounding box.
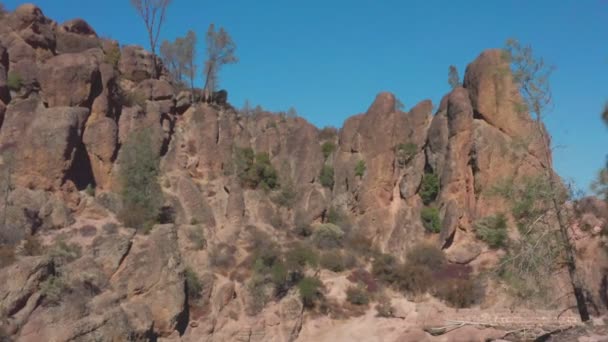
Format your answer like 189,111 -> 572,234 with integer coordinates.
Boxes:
319,165 -> 334,189
118,128 -> 162,232
354,160 -> 366,178
285,242 -> 318,271
185,267 -> 203,300
7,72 -> 22,91
40,275 -> 67,306
313,223 -> 344,249
274,180 -> 297,208
346,285 -> 370,305
396,143 -> 418,167
298,276 -> 323,308
420,172 -> 440,205
420,207 -> 441,233
320,250 -> 345,272
321,142 -> 336,160
474,214 -> 509,249
406,243 -> 445,269
235,148 -> 279,190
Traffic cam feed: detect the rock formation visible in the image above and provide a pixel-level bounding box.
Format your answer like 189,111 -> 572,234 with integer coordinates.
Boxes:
0,3 -> 605,342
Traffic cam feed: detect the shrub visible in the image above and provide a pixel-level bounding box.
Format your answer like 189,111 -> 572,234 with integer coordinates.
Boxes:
85,184 -> 96,197
420,206 -> 441,233
354,160 -> 366,178
104,43 -> 122,68
474,214 -> 509,249
7,72 -> 22,91
247,275 -> 270,315
321,142 -> 336,160
274,180 -> 297,208
394,262 -> 433,295
346,286 -> 370,305
49,240 -> 82,264
235,148 -> 279,190
375,297 -> 394,317
185,267 -> 203,300
285,242 -> 318,271
434,278 -> 478,308
40,275 -> 67,306
372,253 -> 399,284
406,243 -> 445,269
348,268 -> 379,293
188,227 -> 206,250
320,250 -> 345,272
420,172 -> 440,205
313,223 -> 344,249
118,128 -> 162,232
396,143 -> 417,167
319,165 -> 334,189
298,276 -> 323,308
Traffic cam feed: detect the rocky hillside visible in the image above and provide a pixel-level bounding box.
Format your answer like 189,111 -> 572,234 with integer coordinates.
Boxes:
0,3 -> 607,342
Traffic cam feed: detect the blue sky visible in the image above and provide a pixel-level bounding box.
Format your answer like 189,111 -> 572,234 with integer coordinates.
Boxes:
4,0 -> 608,192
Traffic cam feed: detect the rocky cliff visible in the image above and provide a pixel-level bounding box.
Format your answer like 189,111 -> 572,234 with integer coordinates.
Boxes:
0,4 -> 606,342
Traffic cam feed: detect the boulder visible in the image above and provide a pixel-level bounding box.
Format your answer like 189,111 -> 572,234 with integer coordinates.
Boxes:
9,4 -> 56,51
39,49 -> 102,107
119,45 -> 156,82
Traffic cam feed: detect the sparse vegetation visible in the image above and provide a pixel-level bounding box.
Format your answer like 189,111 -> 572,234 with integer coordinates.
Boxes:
435,277 -> 478,308
118,128 -> 162,232
396,143 -> 417,167
7,71 -> 22,91
185,267 -> 203,300
420,206 -> 441,233
0,245 -> 15,269
273,180 -> 297,208
209,243 -> 236,269
297,276 -> 323,308
319,165 -> 334,189
321,142 -> 336,160
49,240 -> 82,264
320,250 -> 345,272
348,268 -> 379,293
22,235 -> 44,256
40,274 -> 68,306
420,172 -> 440,205
346,285 -> 370,305
235,148 -> 279,190
319,126 -> 338,140
354,160 -> 366,178
474,214 -> 509,249
285,242 -> 318,270
375,296 -> 394,317
104,43 -> 121,68
406,243 -> 445,269
85,184 -> 96,197
313,223 -> 344,249
124,90 -> 148,108
187,226 -> 206,250
203,23 -> 238,98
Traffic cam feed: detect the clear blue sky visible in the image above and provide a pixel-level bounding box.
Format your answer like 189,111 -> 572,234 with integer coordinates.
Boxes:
4,0 -> 608,192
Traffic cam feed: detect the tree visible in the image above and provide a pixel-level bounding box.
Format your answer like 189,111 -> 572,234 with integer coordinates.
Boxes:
130,0 -> 172,78
503,38 -> 589,321
203,24 -> 238,100
160,30 -> 197,93
118,128 -> 163,232
448,65 -> 460,89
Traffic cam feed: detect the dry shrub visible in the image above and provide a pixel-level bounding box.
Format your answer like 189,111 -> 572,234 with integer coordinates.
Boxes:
347,268 -> 379,293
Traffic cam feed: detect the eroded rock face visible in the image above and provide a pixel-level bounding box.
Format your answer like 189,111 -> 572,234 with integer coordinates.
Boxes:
0,99 -> 89,190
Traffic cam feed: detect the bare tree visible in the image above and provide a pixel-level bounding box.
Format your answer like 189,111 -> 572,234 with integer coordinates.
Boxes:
130,0 -> 172,78
448,65 -> 460,89
203,24 -> 238,101
503,38 -> 590,321
160,30 -> 197,93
